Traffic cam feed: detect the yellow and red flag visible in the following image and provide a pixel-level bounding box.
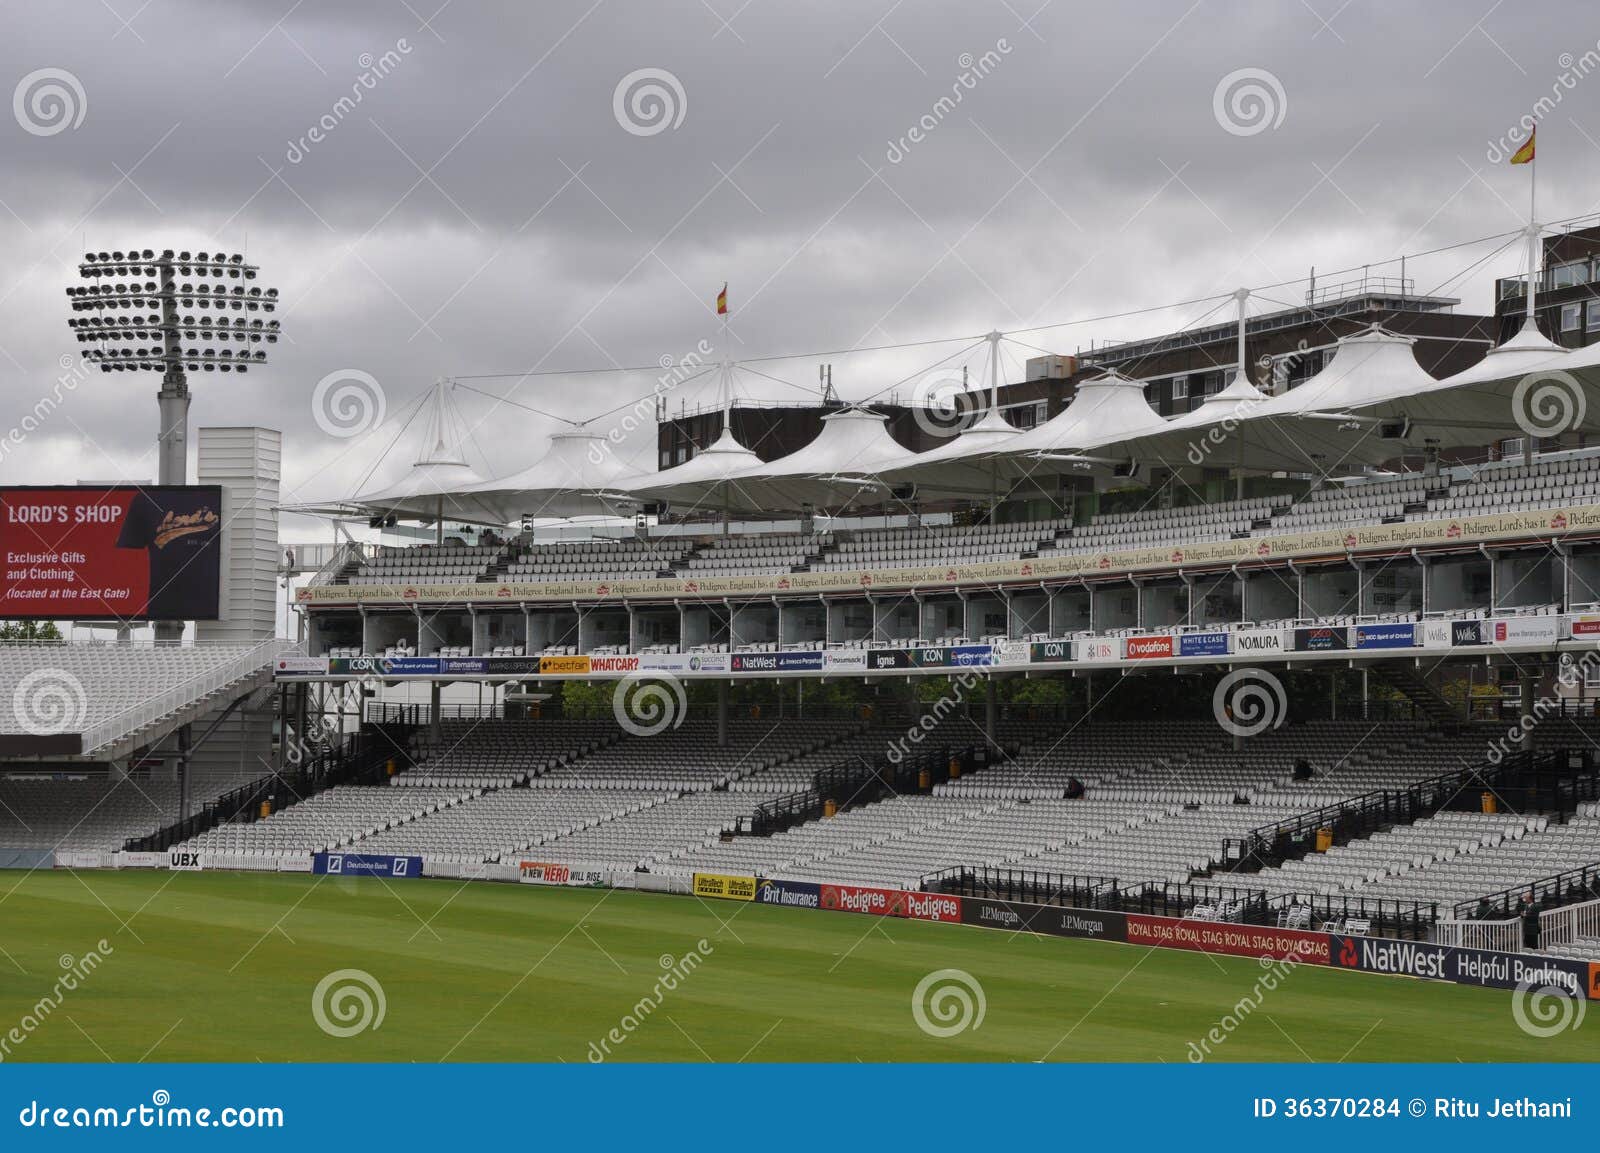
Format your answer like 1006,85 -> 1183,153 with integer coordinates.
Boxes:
1511,129 -> 1536,165
716,283 -> 728,316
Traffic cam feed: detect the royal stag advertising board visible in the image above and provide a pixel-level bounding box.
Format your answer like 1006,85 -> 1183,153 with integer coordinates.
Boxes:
0,485 -> 222,620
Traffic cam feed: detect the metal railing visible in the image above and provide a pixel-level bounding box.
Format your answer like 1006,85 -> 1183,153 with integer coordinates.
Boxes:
921,865 -> 1120,909
1434,918 -> 1520,952
1539,897 -> 1600,953
80,637 -> 291,755
1456,859 -> 1600,920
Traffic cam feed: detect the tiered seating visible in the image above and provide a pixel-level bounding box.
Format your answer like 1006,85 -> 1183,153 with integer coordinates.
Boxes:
0,641 -> 277,755
939,720 -> 1226,799
0,778 -> 214,852
177,785 -> 475,856
1324,813 -> 1600,908
356,543 -> 500,583
402,719 -> 623,788
1271,479 -> 1426,532
503,538 -> 688,579
1063,496 -> 1287,550
1427,454 -> 1600,518
534,719 -> 860,793
811,520 -> 1064,571
524,790 -> 788,869
360,788 -> 671,864
685,533 -> 829,576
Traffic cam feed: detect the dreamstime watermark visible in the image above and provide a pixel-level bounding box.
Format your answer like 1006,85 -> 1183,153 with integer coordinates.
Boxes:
1485,44 -> 1600,162
1184,391 -> 1269,466
310,969 -> 386,1037
285,40 -> 413,164
612,671 -> 687,737
1510,368 -> 1586,441
587,339 -> 713,466
1185,948 -> 1307,1061
886,664 -> 990,765
312,369 -> 386,439
12,668 -> 88,736
1511,975 -> 1586,1038
0,941 -> 113,1062
13,68 -> 86,137
613,68 -> 686,136
908,367 -> 982,440
1212,68 -> 1287,137
0,354 -> 91,463
910,968 -> 986,1037
1486,645 -> 1600,765
885,40 -> 1013,164
586,941 -> 713,1061
1212,668 -> 1287,738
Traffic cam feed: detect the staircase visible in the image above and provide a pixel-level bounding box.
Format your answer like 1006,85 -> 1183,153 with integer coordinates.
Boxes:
1369,661 -> 1458,727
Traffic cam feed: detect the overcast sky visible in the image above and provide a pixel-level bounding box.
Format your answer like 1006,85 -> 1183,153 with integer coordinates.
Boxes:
0,0 -> 1596,537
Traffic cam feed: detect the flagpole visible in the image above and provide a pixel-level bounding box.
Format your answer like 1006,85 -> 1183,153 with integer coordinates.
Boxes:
1526,136 -> 1538,330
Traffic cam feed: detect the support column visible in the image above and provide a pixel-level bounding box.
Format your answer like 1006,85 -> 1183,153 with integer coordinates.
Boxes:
177,723 -> 192,824
717,679 -> 728,748
985,674 -> 997,744
429,681 -> 442,741
1521,675 -> 1537,753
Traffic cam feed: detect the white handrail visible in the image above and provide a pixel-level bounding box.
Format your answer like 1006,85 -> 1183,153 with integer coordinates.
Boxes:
1539,897 -> 1600,951
79,637 -> 294,754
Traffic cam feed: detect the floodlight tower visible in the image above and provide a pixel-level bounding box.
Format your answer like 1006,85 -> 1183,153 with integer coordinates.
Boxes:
66,248 -> 282,484
65,248 -> 282,639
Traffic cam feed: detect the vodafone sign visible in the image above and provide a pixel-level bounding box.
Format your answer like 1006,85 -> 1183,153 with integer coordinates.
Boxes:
1125,634 -> 1174,659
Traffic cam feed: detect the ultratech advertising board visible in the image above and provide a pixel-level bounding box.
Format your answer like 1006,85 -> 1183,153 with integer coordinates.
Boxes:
754,878 -> 821,909
1177,631 -> 1230,658
1294,626 -> 1349,652
819,883 -> 907,916
1124,914 -> 1331,963
1329,934 -> 1597,998
692,872 -> 756,901
314,852 -> 422,878
1125,634 -> 1174,660
957,897 -> 1127,941
0,485 -> 223,620
1354,623 -> 1416,650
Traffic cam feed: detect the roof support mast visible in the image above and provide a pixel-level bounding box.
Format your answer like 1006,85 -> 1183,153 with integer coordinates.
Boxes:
1234,287 -> 1249,501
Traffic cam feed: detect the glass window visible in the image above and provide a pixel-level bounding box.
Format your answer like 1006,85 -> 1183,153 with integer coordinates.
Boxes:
1561,303 -> 1581,332
1589,300 -> 1600,331
1171,375 -> 1187,400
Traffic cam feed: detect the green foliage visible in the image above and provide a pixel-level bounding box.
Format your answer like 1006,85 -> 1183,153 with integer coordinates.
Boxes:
0,620 -> 62,641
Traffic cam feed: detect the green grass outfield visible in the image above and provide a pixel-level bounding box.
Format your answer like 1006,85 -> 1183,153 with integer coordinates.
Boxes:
0,871 -> 1590,1063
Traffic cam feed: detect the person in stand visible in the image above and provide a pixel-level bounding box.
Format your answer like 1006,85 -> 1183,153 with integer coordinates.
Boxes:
1519,890 -> 1539,949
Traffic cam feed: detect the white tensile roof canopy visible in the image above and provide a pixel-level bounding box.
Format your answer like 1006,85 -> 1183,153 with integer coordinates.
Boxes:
617,423 -> 765,510
461,429 -> 642,522
719,406 -> 918,512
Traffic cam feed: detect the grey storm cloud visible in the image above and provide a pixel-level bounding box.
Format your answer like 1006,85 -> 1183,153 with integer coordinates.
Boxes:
0,0 -> 1595,526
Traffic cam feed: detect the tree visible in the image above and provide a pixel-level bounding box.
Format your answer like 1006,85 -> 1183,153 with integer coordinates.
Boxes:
0,621 -> 63,641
